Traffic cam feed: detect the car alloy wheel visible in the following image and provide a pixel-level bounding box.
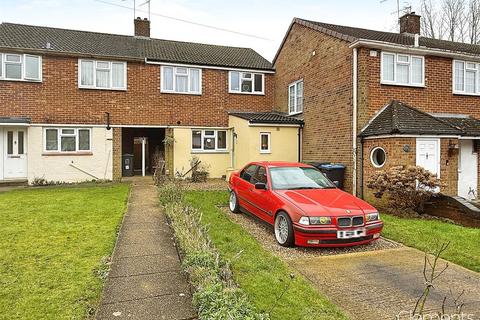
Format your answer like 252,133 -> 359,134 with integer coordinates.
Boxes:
229,191 -> 240,213
274,212 -> 294,247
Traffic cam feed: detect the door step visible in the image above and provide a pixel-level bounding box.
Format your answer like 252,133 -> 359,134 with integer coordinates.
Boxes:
0,179 -> 28,187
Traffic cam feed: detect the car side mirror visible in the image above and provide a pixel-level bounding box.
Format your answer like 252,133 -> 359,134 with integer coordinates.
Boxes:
333,181 -> 340,187
255,182 -> 267,190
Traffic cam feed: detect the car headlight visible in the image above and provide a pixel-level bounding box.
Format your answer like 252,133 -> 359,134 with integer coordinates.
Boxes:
298,216 -> 332,225
366,212 -> 380,222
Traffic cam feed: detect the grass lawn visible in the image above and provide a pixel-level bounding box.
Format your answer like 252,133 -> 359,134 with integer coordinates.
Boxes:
185,190 -> 347,320
382,213 -> 480,272
0,184 -> 130,319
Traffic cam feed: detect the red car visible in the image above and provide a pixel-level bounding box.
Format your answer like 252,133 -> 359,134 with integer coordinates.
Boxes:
228,161 -> 383,247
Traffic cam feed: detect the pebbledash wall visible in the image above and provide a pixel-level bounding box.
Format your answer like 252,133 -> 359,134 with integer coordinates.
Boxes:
273,23 -> 354,192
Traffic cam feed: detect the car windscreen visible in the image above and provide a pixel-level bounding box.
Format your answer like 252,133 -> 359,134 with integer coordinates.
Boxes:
269,167 -> 335,190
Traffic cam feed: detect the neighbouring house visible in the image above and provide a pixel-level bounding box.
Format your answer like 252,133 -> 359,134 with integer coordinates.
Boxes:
0,18 -> 302,184
273,13 -> 480,201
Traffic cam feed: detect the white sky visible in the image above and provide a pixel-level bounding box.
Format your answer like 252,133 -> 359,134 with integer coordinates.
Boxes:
0,0 -> 422,61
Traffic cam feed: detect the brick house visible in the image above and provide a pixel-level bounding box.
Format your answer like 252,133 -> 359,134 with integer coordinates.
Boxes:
274,13 -> 480,201
0,19 -> 302,183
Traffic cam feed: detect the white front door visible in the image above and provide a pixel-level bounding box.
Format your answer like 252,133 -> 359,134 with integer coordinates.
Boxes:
458,139 -> 478,200
4,128 -> 27,179
416,138 -> 440,177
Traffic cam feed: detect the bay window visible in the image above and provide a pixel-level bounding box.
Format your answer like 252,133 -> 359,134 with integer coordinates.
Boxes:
191,130 -> 227,151
78,59 -> 126,90
44,128 -> 91,153
229,71 -> 264,94
161,66 -> 201,94
453,60 -> 480,95
381,52 -> 424,86
0,53 -> 42,81
288,80 -> 303,115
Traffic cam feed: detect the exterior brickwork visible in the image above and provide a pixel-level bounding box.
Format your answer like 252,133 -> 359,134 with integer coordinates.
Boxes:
274,24 -> 354,192
0,54 -> 274,127
112,127 -> 122,181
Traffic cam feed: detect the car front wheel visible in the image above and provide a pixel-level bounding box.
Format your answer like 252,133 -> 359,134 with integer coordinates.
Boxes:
274,212 -> 294,247
229,190 -> 240,213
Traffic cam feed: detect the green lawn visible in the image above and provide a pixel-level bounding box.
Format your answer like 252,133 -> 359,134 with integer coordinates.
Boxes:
0,184 -> 130,319
185,191 -> 347,320
382,213 -> 480,272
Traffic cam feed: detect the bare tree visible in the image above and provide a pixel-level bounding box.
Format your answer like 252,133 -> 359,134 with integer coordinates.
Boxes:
421,0 -> 440,38
441,0 -> 467,41
467,0 -> 480,43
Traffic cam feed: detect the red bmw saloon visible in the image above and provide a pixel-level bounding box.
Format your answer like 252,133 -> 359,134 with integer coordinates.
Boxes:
228,161 -> 383,247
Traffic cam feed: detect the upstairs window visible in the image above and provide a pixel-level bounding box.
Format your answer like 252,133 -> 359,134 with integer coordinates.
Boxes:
79,59 -> 126,90
161,66 -> 201,94
44,128 -> 91,153
229,71 -> 264,94
192,129 -> 227,151
288,80 -> 304,115
381,52 -> 424,86
453,60 -> 480,95
0,53 -> 42,81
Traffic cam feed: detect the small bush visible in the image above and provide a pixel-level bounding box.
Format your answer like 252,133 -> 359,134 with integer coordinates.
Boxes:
367,165 -> 442,213
158,179 -> 185,204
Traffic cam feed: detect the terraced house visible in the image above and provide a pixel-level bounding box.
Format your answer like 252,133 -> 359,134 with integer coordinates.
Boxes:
274,13 -> 480,201
0,18 -> 302,184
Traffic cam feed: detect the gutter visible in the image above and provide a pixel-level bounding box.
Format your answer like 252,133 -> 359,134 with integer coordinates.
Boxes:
144,58 -> 276,74
352,48 -> 358,196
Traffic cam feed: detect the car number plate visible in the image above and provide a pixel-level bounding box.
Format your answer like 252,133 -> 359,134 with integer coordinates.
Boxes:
337,228 -> 366,239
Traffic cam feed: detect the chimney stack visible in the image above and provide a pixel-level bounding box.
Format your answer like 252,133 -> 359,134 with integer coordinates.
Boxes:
134,17 -> 150,37
399,12 -> 421,34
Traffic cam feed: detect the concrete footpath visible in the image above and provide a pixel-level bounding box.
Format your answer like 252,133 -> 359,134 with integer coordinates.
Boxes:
96,178 -> 196,320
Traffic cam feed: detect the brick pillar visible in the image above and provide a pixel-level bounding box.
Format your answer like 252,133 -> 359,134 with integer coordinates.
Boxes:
164,128 -> 174,176
112,127 -> 122,181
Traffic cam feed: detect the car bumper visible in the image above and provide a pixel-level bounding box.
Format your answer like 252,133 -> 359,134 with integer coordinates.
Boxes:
292,221 -> 384,247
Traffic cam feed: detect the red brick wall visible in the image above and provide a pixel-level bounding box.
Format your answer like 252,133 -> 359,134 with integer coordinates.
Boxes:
274,24 -> 354,192
0,55 -> 274,127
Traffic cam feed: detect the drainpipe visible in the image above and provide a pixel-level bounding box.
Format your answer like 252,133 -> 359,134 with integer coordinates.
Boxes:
352,48 -> 358,196
360,137 -> 365,199
297,125 -> 303,162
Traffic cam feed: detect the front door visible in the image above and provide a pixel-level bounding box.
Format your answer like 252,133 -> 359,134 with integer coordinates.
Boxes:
458,139 -> 478,200
416,138 -> 440,177
4,128 -> 27,179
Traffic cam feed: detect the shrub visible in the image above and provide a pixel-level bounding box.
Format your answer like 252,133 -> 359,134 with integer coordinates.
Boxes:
367,165 -> 442,213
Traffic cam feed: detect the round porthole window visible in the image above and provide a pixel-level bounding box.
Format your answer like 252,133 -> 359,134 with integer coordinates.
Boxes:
370,147 -> 386,168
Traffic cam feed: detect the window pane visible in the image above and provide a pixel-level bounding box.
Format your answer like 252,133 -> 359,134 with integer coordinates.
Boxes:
61,136 -> 76,152
0,54 -> 2,77
62,129 -> 75,135
230,72 -> 240,91
46,129 -> 58,151
466,70 -> 476,93
5,54 -> 21,62
397,55 -> 409,63
217,131 -> 227,149
190,69 -> 200,92
176,75 -> 188,92
112,63 -> 125,88
176,67 -> 188,74
261,134 -> 269,151
25,55 -> 40,80
163,67 -> 173,90
7,131 -> 13,155
192,131 -> 202,149
254,74 -> 263,92
5,63 -> 21,79
382,54 -> 394,82
96,69 -> 110,88
96,61 -> 109,69
78,130 -> 90,150
204,135 -> 215,150
289,85 -> 295,113
455,61 -> 465,91
243,73 -> 252,79
396,64 -> 409,84
411,57 -> 423,84
296,81 -> 303,112
18,131 -> 24,155
241,79 -> 252,92
81,60 -> 94,86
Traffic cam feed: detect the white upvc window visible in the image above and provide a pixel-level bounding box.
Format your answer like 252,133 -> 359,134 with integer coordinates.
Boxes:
229,71 -> 264,94
161,65 -> 202,94
288,79 -> 304,115
44,128 -> 91,153
260,132 -> 271,154
453,60 -> 480,95
191,129 -> 227,151
381,52 -> 424,87
0,53 -> 42,82
78,59 -> 127,90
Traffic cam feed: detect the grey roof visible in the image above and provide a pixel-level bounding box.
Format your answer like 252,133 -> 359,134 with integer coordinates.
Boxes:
229,111 -> 304,125
0,23 -> 273,70
0,117 -> 31,124
360,101 -> 468,137
435,115 -> 480,136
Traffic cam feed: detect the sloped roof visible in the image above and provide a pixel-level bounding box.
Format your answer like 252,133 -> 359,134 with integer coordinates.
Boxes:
0,23 -> 273,70
435,115 -> 480,136
360,101 -> 468,137
229,112 -> 304,125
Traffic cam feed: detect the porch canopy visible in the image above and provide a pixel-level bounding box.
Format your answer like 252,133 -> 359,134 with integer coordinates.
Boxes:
0,117 -> 31,126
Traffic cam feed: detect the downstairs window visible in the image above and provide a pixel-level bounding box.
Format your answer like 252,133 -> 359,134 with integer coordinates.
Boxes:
44,128 -> 91,153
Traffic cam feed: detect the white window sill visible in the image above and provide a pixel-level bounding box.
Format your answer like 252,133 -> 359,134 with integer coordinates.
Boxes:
288,111 -> 303,116
191,150 -> 228,154
453,91 -> 480,96
380,81 -> 425,88
260,151 -> 271,154
0,78 -> 42,83
42,152 -> 93,156
228,90 -> 265,96
79,86 -> 127,91
161,90 -> 202,95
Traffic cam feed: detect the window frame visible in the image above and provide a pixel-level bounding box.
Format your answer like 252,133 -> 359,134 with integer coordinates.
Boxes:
0,53 -> 42,82
380,51 -> 425,87
78,59 -> 127,91
228,71 -> 265,95
160,65 -> 202,95
452,59 -> 480,96
370,147 -> 387,168
259,132 -> 271,154
288,79 -> 304,115
191,129 -> 228,152
43,128 -> 92,153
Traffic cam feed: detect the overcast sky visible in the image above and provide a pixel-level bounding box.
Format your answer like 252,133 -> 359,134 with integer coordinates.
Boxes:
0,0 -> 422,61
